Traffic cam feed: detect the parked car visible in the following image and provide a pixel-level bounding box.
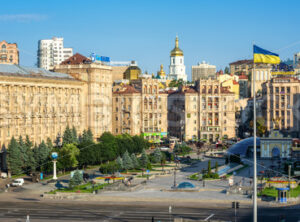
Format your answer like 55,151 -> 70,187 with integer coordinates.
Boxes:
11,178 -> 24,187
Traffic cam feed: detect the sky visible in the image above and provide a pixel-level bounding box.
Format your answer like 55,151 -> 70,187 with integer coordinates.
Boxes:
1,0 -> 300,80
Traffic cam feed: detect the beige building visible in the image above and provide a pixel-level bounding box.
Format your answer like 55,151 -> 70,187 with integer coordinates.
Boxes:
168,79 -> 236,142
54,53 -> 112,138
112,78 -> 168,142
262,77 -> 300,136
229,59 -> 253,76
0,41 -> 19,64
251,64 -> 272,96
192,61 -> 216,81
0,64 -> 84,147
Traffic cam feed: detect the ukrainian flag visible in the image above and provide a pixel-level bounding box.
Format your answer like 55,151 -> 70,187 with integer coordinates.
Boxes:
253,45 -> 280,64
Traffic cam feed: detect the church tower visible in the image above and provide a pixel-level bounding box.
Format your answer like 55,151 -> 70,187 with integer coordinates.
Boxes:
169,36 -> 187,81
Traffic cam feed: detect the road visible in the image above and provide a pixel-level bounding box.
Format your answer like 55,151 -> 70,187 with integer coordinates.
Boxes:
0,201 -> 299,222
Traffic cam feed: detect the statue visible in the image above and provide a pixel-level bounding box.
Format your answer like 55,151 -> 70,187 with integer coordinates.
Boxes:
272,117 -> 281,130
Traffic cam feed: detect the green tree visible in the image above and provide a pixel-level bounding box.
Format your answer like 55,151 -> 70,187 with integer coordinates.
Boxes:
153,148 -> 162,163
140,149 -> 149,168
80,128 -> 94,144
116,156 -> 123,170
63,125 -> 73,145
23,136 -> 36,173
69,170 -> 83,188
224,66 -> 230,74
71,126 -> 79,144
215,161 -> 219,174
58,144 -> 80,172
122,150 -> 133,171
46,137 -> 53,150
131,153 -> 140,169
7,137 -> 22,175
208,160 -> 212,175
34,140 -> 51,171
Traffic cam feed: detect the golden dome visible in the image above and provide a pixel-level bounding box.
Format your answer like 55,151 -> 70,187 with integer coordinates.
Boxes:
157,64 -> 166,77
170,36 -> 183,57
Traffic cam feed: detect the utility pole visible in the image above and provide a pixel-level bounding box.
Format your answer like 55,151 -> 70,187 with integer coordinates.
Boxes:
173,168 -> 176,188
288,164 -> 291,198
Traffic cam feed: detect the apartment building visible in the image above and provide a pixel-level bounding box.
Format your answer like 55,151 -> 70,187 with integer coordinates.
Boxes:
0,40 -> 19,64
262,77 -> 300,136
192,61 -> 216,81
168,79 -> 236,142
112,78 -> 168,142
38,37 -> 73,70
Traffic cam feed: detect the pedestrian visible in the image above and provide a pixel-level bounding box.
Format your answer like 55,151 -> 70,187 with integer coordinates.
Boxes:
203,180 -> 205,187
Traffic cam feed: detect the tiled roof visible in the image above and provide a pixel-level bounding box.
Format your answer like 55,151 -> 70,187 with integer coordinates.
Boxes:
230,59 -> 253,65
220,87 -> 234,94
0,64 -> 76,80
60,53 -> 91,65
113,85 -> 140,94
239,74 -> 248,80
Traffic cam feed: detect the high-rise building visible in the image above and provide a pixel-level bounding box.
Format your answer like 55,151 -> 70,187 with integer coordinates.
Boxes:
169,36 -> 187,81
0,40 -> 19,64
192,61 -> 216,81
262,77 -> 300,137
38,37 -> 73,70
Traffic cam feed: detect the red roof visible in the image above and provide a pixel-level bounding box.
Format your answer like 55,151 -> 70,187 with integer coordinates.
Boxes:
230,59 -> 253,65
113,85 -> 140,94
239,74 -> 248,80
60,53 -> 91,65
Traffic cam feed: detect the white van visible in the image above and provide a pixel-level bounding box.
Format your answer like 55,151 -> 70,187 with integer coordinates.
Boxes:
11,178 -> 24,187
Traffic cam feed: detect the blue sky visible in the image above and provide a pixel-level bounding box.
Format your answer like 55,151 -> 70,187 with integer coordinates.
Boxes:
1,0 -> 300,80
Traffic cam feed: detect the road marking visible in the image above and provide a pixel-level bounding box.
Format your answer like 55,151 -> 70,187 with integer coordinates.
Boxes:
204,213 -> 215,221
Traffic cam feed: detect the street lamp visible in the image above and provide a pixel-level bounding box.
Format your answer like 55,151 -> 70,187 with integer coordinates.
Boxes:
51,152 -> 58,180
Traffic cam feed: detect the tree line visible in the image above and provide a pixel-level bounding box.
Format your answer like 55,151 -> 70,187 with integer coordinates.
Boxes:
6,125 -> 150,175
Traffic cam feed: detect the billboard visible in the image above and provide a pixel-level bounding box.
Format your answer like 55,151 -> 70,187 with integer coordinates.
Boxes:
91,53 -> 110,63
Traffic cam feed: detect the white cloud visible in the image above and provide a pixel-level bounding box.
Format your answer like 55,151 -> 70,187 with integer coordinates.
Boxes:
0,14 -> 47,22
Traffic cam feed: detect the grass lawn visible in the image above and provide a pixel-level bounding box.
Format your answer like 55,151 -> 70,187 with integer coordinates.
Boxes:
11,174 -> 27,179
259,186 -> 300,198
48,182 -> 108,194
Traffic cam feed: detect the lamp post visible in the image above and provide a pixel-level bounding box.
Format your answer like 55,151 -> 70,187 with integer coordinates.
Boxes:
51,152 -> 58,180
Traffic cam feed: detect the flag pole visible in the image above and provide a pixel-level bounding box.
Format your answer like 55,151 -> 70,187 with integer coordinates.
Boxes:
252,44 -> 257,222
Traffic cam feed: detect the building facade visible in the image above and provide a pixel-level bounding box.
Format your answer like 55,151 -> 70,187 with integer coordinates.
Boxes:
54,53 -> 112,139
251,65 -> 272,96
112,79 -> 168,142
229,59 -> 253,76
38,37 -> 73,70
0,41 -> 19,65
168,79 -> 236,142
123,61 -> 141,81
294,52 -> 300,68
0,64 -> 84,148
260,130 -> 292,158
192,61 -> 216,81
169,37 -> 187,81
262,77 -> 300,136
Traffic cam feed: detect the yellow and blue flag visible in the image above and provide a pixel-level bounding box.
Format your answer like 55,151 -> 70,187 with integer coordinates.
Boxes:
253,45 -> 280,64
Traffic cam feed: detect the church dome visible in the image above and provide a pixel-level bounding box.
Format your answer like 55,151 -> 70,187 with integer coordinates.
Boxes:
170,36 -> 183,57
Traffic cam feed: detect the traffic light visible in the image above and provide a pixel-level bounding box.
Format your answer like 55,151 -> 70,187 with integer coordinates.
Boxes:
236,202 -> 240,209
232,202 -> 235,208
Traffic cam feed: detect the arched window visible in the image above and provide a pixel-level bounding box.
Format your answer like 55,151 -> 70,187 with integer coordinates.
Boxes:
1,44 -> 6,49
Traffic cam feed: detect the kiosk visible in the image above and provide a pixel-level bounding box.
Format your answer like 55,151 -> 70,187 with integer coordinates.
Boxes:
276,187 -> 289,203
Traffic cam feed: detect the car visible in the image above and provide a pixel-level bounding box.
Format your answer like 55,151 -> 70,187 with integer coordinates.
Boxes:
11,178 -> 24,187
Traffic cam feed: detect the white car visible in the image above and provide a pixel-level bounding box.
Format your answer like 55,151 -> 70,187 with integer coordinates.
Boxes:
11,178 -> 24,187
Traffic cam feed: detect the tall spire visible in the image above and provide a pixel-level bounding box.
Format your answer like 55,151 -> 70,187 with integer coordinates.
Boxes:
170,35 -> 183,57
175,36 -> 179,48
